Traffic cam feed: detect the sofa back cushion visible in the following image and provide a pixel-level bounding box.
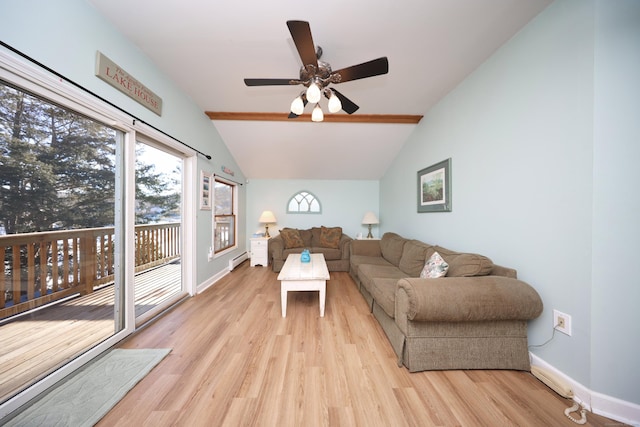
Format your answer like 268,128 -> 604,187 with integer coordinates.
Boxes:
380,232 -> 407,267
310,227 -> 322,247
435,245 -> 494,277
299,228 -> 313,247
399,239 -> 435,277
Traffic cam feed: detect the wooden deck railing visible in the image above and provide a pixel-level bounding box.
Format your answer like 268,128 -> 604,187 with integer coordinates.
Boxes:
0,222 -> 180,319
214,219 -> 233,253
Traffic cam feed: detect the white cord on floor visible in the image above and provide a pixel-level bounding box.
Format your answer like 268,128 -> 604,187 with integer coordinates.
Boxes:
564,402 -> 587,424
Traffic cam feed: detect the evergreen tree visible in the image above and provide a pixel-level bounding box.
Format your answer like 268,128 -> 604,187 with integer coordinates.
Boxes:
0,80 -> 179,234
135,145 -> 181,224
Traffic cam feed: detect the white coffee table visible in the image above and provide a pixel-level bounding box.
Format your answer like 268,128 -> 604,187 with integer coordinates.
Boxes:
277,253 -> 330,317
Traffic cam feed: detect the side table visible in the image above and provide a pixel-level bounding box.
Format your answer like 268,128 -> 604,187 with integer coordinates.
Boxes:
250,237 -> 269,267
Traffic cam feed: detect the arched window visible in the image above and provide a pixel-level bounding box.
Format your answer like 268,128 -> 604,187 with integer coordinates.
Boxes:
287,190 -> 321,214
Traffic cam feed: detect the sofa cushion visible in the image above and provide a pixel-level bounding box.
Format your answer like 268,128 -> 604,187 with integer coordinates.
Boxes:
358,264 -> 407,294
320,226 -> 342,249
351,255 -> 394,270
420,251 -> 449,278
310,247 -> 342,261
435,246 -> 493,277
350,239 -> 382,257
280,228 -> 305,249
369,278 -> 399,318
380,232 -> 407,267
399,239 -> 435,277
299,228 -> 313,247
282,246 -> 342,261
310,227 -> 322,247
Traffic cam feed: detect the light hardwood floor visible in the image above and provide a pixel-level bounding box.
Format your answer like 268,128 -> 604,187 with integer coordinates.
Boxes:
0,262 -> 181,403
98,262 -> 626,427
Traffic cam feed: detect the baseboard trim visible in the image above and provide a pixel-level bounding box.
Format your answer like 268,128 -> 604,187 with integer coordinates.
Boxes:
197,268 -> 229,294
530,353 -> 640,426
591,391 -> 640,427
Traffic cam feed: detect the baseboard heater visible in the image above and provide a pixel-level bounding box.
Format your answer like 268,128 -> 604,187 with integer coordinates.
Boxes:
228,251 -> 248,271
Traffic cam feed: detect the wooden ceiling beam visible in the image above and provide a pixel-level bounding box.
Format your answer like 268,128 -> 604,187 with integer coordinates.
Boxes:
205,111 -> 422,124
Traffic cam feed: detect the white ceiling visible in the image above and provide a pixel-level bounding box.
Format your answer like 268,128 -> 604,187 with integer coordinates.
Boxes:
88,0 -> 552,180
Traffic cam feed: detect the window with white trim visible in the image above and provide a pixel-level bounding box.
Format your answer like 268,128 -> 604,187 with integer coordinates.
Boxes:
287,190 -> 321,213
213,178 -> 237,253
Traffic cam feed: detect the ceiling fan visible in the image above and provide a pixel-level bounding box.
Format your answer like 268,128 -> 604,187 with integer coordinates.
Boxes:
244,20 -> 389,121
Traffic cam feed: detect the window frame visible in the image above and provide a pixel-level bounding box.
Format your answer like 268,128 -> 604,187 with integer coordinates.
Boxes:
213,177 -> 238,256
286,190 -> 322,214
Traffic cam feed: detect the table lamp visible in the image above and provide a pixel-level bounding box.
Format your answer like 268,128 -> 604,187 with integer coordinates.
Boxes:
258,210 -> 277,238
361,212 -> 379,239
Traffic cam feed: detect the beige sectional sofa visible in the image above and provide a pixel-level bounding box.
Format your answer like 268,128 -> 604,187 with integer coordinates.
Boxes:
268,226 -> 352,272
350,232 -> 543,372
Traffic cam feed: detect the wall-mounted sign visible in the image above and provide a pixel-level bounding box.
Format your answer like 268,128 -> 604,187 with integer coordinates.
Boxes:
95,51 -> 163,116
221,166 -> 235,176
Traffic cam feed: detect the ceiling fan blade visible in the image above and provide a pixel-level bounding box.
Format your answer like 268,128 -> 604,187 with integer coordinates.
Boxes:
329,89 -> 359,114
244,78 -> 295,86
333,57 -> 389,83
286,20 -> 318,67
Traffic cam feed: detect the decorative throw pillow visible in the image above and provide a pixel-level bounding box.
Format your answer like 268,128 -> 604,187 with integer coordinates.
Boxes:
420,251 -> 449,279
280,228 -> 305,249
319,226 -> 342,249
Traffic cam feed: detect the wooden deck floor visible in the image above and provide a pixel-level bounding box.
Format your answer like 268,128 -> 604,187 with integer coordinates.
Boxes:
0,261 -> 182,403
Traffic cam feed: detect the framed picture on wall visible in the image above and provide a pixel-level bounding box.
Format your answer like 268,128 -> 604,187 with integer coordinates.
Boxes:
417,158 -> 452,213
200,171 -> 212,210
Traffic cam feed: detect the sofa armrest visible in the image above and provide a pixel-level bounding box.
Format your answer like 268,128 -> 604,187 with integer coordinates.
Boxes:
268,235 -> 285,262
350,239 -> 382,257
339,234 -> 353,259
490,263 -> 518,278
396,277 -> 543,322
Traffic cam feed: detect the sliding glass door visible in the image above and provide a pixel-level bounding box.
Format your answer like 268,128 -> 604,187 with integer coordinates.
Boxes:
0,47 -> 196,417
133,140 -> 186,325
0,80 -> 125,402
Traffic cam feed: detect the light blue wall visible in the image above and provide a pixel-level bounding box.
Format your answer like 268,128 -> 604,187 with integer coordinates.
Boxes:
0,0 -> 247,285
246,180 -> 379,241
381,0 -> 639,405
4,0 -> 638,410
591,0 -> 640,404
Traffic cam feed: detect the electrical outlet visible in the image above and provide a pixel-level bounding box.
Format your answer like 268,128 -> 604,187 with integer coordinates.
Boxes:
553,309 -> 572,336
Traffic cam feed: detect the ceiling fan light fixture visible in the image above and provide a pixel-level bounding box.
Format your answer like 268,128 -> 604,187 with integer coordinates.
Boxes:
327,90 -> 342,113
306,82 -> 321,103
290,96 -> 304,115
311,104 -> 324,122
245,21 -> 389,120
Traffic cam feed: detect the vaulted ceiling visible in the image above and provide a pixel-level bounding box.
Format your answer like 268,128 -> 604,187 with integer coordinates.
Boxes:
88,0 -> 552,180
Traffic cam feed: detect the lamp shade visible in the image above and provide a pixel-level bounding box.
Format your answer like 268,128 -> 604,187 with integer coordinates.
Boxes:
311,104 -> 324,122
259,210 -> 276,223
361,212 -> 379,225
306,82 -> 321,103
290,96 -> 304,115
327,91 -> 342,113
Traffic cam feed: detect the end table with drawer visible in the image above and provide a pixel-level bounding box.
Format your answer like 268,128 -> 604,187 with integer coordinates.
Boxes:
250,237 -> 269,267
